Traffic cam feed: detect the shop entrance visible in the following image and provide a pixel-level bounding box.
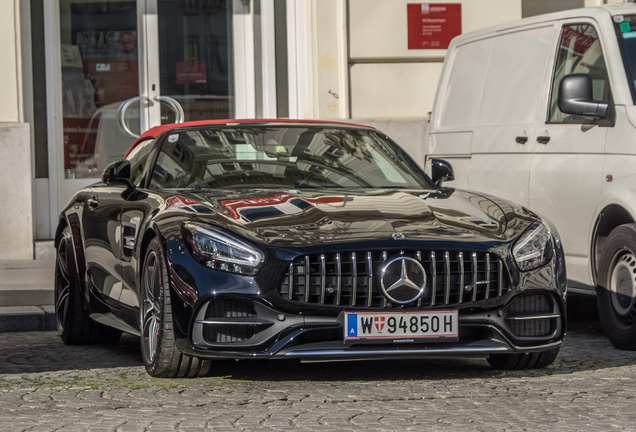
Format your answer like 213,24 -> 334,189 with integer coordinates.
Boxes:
47,0 -> 233,234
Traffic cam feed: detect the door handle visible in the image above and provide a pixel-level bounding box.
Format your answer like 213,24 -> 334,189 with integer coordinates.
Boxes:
117,95 -> 185,139
117,96 -> 144,138
537,136 -> 551,144
86,197 -> 99,209
515,136 -> 528,144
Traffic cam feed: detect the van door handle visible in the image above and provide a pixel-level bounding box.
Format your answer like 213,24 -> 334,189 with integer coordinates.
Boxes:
537,136 -> 551,144
515,136 -> 528,144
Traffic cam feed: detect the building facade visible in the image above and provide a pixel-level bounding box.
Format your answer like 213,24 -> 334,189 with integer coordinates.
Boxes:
1,0 -> 612,259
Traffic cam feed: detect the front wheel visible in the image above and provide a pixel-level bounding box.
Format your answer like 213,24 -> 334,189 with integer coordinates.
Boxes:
597,224 -> 636,350
140,237 -> 211,378
487,348 -> 559,370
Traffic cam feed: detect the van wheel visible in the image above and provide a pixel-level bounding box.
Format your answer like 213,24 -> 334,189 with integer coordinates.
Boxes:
487,348 -> 559,370
597,224 -> 636,350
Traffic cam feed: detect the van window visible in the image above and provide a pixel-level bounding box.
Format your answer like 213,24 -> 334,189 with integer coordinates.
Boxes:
437,40 -> 489,128
614,14 -> 636,103
479,26 -> 553,125
549,24 -> 610,123
437,26 -> 553,129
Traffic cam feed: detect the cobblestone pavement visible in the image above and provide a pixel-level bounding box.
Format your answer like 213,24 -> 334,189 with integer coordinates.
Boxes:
1,297 -> 635,431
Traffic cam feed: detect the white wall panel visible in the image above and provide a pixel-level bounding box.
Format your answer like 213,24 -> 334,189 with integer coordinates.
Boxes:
350,63 -> 443,118
349,0 -> 521,61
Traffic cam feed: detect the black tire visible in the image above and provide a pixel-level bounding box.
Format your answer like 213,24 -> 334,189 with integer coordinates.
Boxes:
55,225 -> 121,345
487,348 -> 559,370
140,237 -> 211,378
596,224 -> 636,350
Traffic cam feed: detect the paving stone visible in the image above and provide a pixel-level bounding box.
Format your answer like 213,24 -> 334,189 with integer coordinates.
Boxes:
1,305 -> 636,431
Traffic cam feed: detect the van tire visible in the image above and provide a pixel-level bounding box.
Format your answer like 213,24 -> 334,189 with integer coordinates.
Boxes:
596,224 -> 636,350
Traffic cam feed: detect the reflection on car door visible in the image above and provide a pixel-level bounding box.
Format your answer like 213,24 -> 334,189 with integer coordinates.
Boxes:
81,183 -> 126,308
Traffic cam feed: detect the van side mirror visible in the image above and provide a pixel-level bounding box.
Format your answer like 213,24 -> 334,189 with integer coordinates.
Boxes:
103,160 -> 135,191
558,74 -> 608,118
431,158 -> 455,188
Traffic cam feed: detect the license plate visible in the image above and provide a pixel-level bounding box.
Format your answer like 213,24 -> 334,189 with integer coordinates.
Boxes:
344,310 -> 458,341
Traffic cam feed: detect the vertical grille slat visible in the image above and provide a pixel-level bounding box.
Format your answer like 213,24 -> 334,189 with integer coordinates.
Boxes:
471,252 -> 478,302
288,263 -> 294,300
485,253 -> 491,300
351,252 -> 357,306
458,252 -> 464,304
304,256 -> 310,302
416,251 -> 422,307
336,253 -> 342,305
498,260 -> 504,297
381,252 -> 388,308
430,251 -> 436,307
320,254 -> 326,304
281,249 -> 511,308
366,252 -> 373,307
444,252 -> 451,305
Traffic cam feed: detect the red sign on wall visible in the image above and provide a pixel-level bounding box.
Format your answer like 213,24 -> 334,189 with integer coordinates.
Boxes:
407,3 -> 462,49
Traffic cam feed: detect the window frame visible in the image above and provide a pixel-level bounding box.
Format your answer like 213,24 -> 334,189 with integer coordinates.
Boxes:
547,20 -> 614,126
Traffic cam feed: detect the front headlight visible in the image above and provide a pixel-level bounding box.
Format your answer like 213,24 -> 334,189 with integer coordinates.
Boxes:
182,224 -> 264,275
513,222 -> 553,272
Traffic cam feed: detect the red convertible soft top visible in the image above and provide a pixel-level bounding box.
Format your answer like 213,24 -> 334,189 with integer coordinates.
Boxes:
124,118 -> 374,158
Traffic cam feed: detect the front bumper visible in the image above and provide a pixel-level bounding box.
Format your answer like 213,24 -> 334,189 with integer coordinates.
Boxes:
180,290 -> 565,360
166,236 -> 567,361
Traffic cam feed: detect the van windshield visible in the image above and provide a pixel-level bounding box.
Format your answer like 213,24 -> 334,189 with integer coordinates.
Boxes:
615,14 -> 636,103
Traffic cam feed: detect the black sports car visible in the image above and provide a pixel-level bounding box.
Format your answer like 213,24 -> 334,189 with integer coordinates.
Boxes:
55,120 -> 566,377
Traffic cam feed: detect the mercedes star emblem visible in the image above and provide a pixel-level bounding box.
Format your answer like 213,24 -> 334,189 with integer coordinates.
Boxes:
380,257 -> 427,304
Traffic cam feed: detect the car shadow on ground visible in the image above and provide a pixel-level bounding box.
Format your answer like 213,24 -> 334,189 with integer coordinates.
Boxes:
2,294 -> 636,380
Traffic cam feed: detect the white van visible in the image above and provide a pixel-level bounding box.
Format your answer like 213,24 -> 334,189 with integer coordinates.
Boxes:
426,4 -> 636,349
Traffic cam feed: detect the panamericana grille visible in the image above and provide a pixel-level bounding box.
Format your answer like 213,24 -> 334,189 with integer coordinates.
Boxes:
278,250 -> 510,308
506,294 -> 560,339
201,299 -> 261,343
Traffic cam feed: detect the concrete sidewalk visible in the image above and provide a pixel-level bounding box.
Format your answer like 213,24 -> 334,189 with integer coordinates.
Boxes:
0,258 -> 55,332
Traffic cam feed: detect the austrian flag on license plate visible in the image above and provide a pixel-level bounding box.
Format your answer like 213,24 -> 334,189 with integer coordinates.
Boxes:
345,310 -> 458,341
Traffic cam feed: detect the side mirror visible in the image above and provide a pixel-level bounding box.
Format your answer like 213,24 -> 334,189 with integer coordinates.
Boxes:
558,74 -> 608,118
431,158 -> 454,188
102,160 -> 135,191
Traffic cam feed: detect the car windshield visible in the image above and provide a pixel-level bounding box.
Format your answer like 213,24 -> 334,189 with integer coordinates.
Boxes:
615,14 -> 636,103
149,125 -> 431,190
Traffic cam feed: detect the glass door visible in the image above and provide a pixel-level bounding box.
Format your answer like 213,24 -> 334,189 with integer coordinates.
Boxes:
59,0 -> 140,185
56,0 -> 233,197
156,0 -> 233,123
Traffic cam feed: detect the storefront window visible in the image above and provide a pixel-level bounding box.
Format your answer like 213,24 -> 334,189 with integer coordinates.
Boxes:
58,0 -> 233,179
59,0 -> 139,179
158,0 -> 232,121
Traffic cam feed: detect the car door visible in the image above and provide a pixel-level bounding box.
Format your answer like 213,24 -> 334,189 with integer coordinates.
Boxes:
81,182 -> 127,309
117,138 -> 162,321
529,20 -> 611,287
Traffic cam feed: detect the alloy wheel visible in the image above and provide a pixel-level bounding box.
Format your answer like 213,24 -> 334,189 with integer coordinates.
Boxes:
141,249 -> 162,363
55,233 -> 72,331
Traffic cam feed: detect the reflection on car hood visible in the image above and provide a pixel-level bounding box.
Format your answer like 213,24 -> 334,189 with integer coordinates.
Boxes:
163,188 -> 525,246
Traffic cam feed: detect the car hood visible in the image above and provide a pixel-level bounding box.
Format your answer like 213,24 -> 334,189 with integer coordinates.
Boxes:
162,188 -> 527,247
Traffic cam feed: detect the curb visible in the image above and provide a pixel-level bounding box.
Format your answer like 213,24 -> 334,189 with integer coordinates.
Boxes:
0,306 -> 56,332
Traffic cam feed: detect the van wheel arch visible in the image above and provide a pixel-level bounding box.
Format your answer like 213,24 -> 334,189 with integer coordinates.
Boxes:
592,205 -> 634,282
